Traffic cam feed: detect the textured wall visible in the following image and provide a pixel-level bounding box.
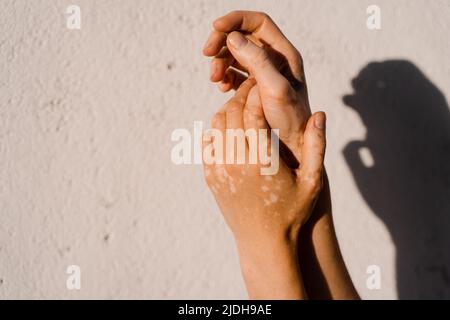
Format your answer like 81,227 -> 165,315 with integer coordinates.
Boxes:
1,0 -> 449,299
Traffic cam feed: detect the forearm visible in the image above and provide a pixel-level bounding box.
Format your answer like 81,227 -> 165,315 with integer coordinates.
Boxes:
298,173 -> 359,299
236,235 -> 308,300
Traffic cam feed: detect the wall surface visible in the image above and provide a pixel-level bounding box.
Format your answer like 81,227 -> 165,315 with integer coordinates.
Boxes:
1,0 -> 449,299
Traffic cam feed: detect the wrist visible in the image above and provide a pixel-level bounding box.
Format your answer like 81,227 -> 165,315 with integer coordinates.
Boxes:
235,232 -> 299,281
233,223 -> 301,250
235,234 -> 305,300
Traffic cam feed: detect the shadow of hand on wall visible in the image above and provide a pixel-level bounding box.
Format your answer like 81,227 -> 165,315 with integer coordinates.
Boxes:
343,60 -> 450,299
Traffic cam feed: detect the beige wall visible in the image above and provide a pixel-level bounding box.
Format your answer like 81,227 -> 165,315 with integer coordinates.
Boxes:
1,0 -> 449,299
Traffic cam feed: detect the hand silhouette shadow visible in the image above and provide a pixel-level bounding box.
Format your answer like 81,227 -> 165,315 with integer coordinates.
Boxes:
343,60 -> 450,299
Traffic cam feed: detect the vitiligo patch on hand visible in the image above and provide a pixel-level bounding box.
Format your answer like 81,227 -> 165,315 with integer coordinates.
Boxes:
215,166 -> 229,184
229,180 -> 237,194
263,193 -> 279,206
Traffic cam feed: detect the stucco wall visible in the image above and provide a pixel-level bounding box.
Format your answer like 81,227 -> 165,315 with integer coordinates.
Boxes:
1,0 -> 449,299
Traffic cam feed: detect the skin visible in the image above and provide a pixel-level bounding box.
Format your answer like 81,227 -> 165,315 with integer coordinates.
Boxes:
203,78 -> 327,299
203,11 -> 359,300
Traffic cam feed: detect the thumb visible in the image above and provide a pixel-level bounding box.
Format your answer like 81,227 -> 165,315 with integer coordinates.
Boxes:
296,112 -> 327,196
227,31 -> 291,97
227,31 -> 304,157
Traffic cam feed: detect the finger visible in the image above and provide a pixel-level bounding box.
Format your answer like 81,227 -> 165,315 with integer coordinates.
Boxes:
297,112 -> 327,195
243,85 -> 268,165
223,79 -> 255,165
211,110 -> 226,165
202,131 -> 215,168
203,30 -> 227,57
225,78 -> 254,130
226,31 -> 295,102
213,11 -> 303,80
210,47 -> 248,83
217,68 -> 248,92
243,85 -> 268,131
227,31 -> 303,147
210,47 -> 233,82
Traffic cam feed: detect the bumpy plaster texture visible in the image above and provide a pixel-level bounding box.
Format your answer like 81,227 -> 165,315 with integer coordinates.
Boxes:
1,0 -> 449,299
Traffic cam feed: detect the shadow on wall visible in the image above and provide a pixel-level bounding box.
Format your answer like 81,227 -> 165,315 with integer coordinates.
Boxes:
342,60 -> 450,299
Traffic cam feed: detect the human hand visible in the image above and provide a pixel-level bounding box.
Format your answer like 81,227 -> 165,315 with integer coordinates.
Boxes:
203,78 -> 326,246
202,78 -> 326,299
203,11 -> 311,161
202,11 -> 359,300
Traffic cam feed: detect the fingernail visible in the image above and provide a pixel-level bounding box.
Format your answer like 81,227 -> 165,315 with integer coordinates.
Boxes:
314,112 -> 326,130
228,32 -> 247,50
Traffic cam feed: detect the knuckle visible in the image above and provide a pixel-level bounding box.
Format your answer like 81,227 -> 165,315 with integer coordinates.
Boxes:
253,47 -> 270,68
294,49 -> 305,75
310,138 -> 326,155
225,164 -> 239,174
293,50 -> 303,67
258,11 -> 270,20
266,80 -> 295,103
225,100 -> 243,114
211,112 -> 224,128
255,11 -> 272,25
300,172 -> 323,196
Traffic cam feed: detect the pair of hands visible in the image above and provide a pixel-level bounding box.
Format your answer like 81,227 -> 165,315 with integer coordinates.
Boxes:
202,11 -> 328,299
202,11 -> 327,248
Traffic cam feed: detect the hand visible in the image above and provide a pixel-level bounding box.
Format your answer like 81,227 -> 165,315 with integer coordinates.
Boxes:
202,11 -> 359,300
203,79 -> 326,243
203,11 -> 311,161
202,78 -> 326,299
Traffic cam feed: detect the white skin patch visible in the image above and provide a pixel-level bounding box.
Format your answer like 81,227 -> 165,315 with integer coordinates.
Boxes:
269,193 -> 278,203
229,180 -> 237,194
204,168 -> 211,177
215,166 -> 229,184
264,193 -> 279,206
264,175 -> 273,181
214,166 -> 237,194
261,185 -> 270,192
